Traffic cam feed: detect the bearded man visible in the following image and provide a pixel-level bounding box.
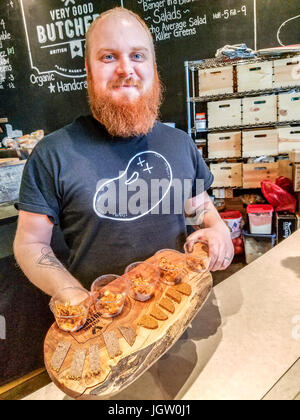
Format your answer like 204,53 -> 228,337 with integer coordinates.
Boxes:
14,7 -> 233,296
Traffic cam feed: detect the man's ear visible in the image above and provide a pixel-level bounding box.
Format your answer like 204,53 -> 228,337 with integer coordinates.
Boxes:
85,60 -> 88,76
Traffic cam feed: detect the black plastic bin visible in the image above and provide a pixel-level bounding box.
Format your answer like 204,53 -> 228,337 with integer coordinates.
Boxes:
242,229 -> 276,264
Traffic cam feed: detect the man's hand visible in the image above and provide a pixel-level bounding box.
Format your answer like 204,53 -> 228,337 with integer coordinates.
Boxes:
187,221 -> 234,271
185,191 -> 235,272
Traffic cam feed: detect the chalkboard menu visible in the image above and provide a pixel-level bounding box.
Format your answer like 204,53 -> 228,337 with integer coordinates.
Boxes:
1,0 -> 300,135
0,0 -> 120,134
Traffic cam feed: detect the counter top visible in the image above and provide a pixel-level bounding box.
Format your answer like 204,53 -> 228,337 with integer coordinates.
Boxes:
24,230 -> 300,400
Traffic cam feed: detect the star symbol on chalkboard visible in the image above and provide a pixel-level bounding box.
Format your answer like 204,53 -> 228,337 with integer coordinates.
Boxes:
48,83 -> 56,94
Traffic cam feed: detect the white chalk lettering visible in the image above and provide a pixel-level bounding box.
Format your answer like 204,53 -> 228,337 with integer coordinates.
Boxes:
56,79 -> 87,92
30,72 -> 55,87
153,6 -> 182,24
36,14 -> 98,44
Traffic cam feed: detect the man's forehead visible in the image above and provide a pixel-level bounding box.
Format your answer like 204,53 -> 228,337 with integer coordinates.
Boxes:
89,13 -> 152,50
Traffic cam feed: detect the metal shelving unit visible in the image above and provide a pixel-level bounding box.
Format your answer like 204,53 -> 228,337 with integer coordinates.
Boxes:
185,55 -> 300,139
206,119 -> 300,133
191,86 -> 300,103
185,54 -> 300,193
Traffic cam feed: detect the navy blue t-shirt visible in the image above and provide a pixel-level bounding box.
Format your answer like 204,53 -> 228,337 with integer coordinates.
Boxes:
17,116 -> 213,287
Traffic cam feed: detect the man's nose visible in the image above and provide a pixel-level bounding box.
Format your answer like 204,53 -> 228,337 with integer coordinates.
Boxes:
116,56 -> 134,78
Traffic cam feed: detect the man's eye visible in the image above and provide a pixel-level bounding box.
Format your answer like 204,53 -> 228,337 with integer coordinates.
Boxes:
102,54 -> 115,61
132,53 -> 144,61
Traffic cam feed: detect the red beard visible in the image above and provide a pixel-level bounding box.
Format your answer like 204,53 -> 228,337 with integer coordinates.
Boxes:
87,70 -> 162,138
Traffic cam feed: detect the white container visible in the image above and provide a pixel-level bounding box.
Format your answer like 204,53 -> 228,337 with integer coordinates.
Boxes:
195,113 -> 206,131
247,204 -> 274,234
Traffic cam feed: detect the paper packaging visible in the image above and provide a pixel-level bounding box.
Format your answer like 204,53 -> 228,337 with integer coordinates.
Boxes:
276,212 -> 298,244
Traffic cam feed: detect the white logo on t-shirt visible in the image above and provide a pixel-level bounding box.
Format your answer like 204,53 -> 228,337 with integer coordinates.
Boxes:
93,151 -> 172,221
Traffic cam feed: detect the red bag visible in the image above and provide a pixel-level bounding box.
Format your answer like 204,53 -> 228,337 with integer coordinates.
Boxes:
261,178 -> 297,213
275,176 -> 294,195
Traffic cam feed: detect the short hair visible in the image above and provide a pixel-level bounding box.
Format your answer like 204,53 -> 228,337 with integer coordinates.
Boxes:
85,7 -> 156,64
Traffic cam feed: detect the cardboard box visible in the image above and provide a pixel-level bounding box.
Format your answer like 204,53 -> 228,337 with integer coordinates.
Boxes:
276,212 -> 298,243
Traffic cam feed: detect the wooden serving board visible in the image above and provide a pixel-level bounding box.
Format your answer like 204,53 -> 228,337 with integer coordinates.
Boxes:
44,252 -> 213,399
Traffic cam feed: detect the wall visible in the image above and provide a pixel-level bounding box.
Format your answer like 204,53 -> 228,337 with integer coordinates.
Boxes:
1,1 -> 300,134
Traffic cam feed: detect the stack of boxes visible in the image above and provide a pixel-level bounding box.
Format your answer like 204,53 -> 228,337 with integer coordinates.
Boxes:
198,57 -> 300,190
198,55 -> 300,260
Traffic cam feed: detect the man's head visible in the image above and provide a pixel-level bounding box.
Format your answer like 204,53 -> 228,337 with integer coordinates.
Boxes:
85,7 -> 162,138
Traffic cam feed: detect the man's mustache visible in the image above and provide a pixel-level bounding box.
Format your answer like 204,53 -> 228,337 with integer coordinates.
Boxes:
109,78 -> 143,90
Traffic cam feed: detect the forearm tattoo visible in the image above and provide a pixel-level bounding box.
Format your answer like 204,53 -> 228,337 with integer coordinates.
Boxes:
37,247 -> 67,272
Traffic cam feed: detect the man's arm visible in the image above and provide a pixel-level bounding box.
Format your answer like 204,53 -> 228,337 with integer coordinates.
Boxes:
185,191 -> 234,271
14,210 -> 83,297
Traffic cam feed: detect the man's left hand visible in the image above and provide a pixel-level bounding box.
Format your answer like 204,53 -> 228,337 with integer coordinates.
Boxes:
187,222 -> 234,271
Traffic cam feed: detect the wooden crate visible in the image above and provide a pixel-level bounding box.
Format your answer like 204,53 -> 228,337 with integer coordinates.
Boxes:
289,150 -> 300,163
198,66 -> 233,97
210,162 -> 242,188
242,129 -> 278,157
293,163 -> 300,191
237,61 -> 273,92
273,57 -> 300,88
243,162 -> 278,188
208,99 -> 242,129
278,159 -> 293,180
278,92 -> 300,122
208,131 -> 241,159
242,95 -> 277,125
278,126 -> 300,153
